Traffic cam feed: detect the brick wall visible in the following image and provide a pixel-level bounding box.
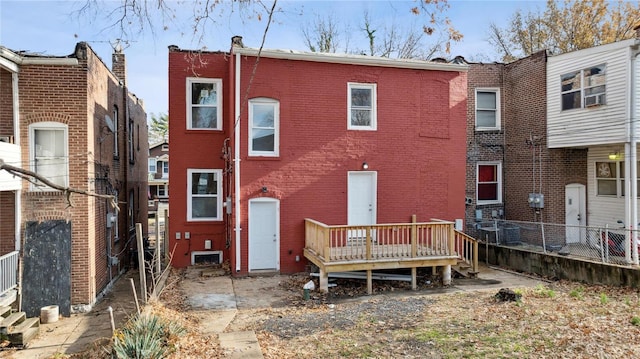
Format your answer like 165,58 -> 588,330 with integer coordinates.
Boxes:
169,49 -> 468,272
0,68 -> 13,136
17,42 -> 147,306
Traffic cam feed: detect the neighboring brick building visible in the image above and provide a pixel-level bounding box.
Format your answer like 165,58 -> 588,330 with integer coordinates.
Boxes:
0,42 -> 148,316
465,51 -> 587,238
168,38 -> 469,273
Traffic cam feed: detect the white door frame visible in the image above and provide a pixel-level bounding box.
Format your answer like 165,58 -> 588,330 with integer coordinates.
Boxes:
565,183 -> 586,244
347,172 -> 377,242
248,197 -> 280,271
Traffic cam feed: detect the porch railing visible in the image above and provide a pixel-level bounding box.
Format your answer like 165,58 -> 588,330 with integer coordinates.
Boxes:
305,219 -> 457,262
0,250 -> 19,296
454,230 -> 479,273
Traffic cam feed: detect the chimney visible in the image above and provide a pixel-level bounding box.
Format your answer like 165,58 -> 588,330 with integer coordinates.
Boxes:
231,36 -> 244,48
112,41 -> 126,86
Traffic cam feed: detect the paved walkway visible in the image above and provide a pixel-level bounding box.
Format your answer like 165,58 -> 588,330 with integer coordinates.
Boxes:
0,263 -> 545,358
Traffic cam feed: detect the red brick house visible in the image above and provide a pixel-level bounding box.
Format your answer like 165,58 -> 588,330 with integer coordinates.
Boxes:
0,42 -> 148,317
168,38 -> 468,274
464,52 -> 587,241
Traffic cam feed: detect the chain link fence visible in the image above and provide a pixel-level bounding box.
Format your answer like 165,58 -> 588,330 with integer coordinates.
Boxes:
475,220 -> 640,266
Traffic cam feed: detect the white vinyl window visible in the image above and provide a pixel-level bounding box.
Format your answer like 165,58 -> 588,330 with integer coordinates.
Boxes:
187,169 -> 222,221
595,161 -> 640,197
475,89 -> 500,130
561,64 -> 606,110
148,158 -> 157,173
249,98 -> 279,156
187,78 -> 222,130
348,83 -> 377,130
29,122 -> 68,190
477,162 -> 502,204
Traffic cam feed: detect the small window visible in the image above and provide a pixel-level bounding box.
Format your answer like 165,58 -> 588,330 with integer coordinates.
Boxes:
148,158 -> 157,173
187,78 -> 222,130
477,162 -> 502,204
561,65 -> 606,111
187,169 -> 222,221
249,98 -> 279,156
30,122 -> 69,189
162,161 -> 169,178
162,144 -> 169,151
475,89 -> 500,130
348,83 -> 377,130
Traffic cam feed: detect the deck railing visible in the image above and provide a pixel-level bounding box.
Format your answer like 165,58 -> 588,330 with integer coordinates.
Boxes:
305,219 -> 457,262
454,230 -> 479,273
0,250 -> 19,296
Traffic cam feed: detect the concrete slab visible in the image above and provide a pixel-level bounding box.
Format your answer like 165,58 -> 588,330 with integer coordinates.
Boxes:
218,330 -> 264,359
193,309 -> 237,335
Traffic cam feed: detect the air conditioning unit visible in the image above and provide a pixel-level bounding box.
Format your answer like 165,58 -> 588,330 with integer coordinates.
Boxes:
0,135 -> 14,143
585,94 -> 604,107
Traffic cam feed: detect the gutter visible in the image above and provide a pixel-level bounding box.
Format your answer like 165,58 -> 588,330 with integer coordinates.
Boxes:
234,50 -> 242,272
234,47 -> 469,72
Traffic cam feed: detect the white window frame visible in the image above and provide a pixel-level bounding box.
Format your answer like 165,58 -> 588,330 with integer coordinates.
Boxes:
158,184 -> 168,198
475,88 -> 500,131
187,78 -> 223,130
187,169 -> 223,221
29,122 -> 69,191
161,161 -> 169,179
148,158 -> 157,173
347,82 -> 377,131
248,98 -> 279,157
476,162 -> 502,205
561,64 -> 606,111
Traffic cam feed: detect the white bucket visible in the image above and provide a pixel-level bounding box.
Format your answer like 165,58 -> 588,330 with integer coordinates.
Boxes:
40,305 -> 59,324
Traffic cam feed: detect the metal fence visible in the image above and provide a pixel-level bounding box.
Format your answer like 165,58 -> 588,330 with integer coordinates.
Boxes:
474,220 -> 640,266
0,250 -> 19,296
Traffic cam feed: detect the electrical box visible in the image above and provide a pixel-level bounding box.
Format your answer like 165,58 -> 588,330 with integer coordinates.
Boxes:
528,193 -> 544,209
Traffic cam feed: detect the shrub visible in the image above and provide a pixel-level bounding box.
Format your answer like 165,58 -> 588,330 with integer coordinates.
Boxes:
112,312 -> 185,359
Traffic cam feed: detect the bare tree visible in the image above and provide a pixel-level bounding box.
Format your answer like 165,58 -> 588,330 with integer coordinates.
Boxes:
302,14 -> 342,53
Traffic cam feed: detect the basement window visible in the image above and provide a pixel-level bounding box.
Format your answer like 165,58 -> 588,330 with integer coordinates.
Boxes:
191,251 -> 223,265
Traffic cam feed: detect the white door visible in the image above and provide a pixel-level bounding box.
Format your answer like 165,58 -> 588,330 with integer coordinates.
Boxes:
348,172 -> 377,239
565,184 -> 586,244
248,198 -> 279,271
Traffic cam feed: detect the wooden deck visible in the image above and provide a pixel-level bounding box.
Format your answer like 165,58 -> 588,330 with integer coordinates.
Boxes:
304,218 -> 478,293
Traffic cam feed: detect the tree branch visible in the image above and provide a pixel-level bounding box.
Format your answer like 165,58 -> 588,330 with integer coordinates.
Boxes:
0,159 -> 119,210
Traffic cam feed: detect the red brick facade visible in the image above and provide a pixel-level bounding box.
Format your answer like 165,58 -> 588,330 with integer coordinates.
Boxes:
169,45 -> 468,273
0,43 -> 148,307
465,51 -> 587,234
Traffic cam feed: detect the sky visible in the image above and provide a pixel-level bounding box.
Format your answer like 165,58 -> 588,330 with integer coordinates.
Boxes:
0,0 -> 545,121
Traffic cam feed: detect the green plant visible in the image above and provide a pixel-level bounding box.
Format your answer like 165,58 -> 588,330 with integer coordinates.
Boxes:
534,284 -> 556,298
631,316 -> 640,326
600,293 -> 610,305
569,286 -> 585,300
112,312 -> 185,359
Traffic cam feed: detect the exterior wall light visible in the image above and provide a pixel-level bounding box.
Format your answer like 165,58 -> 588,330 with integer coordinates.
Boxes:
362,162 -> 369,170
608,152 -> 620,160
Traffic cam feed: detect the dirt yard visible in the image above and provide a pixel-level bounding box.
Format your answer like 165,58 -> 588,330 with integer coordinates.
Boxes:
153,268 -> 640,359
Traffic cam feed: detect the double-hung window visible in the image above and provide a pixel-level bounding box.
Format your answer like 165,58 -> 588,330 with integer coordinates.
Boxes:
595,161 -> 640,197
475,89 -> 500,131
187,78 -> 222,130
148,158 -> 157,173
187,169 -> 222,221
561,64 -> 606,110
30,122 -> 68,189
348,83 -> 377,130
249,98 -> 279,156
477,162 -> 502,204
161,161 -> 169,179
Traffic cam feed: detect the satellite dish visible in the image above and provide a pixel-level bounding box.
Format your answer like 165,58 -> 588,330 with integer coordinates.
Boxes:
105,114 -> 114,132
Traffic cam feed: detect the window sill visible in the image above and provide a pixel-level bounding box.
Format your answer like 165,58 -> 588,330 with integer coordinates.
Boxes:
475,128 -> 502,133
476,201 -> 503,207
185,128 -> 224,132
247,156 -> 280,161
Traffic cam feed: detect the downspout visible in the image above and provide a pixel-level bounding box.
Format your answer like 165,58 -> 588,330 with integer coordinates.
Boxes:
12,71 -> 21,251
632,49 -> 640,265
234,50 -> 241,273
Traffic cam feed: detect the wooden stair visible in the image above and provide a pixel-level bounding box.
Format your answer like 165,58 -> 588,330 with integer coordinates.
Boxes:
0,306 -> 40,347
453,260 -> 479,279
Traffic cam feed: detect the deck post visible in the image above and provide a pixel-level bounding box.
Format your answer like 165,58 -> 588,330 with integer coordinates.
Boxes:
322,226 -> 330,261
443,265 -> 452,285
365,227 -> 372,260
411,215 -> 417,257
319,268 -> 329,293
367,270 -> 372,295
411,267 -> 417,290
473,240 -> 479,273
